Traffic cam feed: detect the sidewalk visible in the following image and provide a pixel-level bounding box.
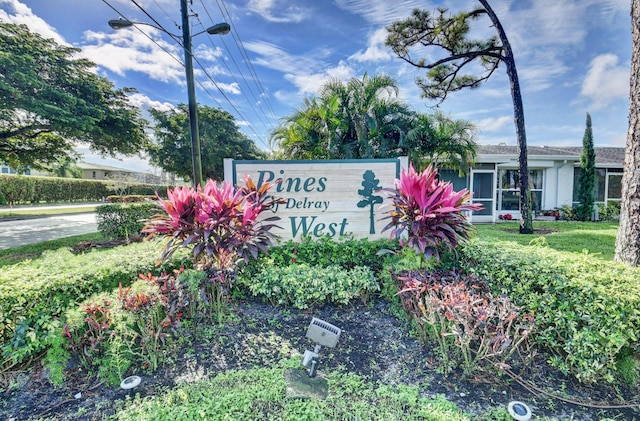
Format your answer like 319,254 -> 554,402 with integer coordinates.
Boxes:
0,212 -> 98,249
0,202 -> 102,213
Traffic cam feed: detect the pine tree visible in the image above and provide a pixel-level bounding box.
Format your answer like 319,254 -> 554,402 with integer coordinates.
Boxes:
576,113 -> 596,221
615,0 -> 640,266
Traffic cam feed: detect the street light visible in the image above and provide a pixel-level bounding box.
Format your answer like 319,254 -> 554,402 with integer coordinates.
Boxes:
108,1 -> 229,188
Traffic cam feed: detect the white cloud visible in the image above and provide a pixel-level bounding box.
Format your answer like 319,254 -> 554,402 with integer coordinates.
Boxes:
580,53 -> 629,110
349,27 -> 391,63
193,43 -> 223,62
0,0 -> 66,44
244,40 -> 356,96
244,40 -> 317,74
247,0 -> 309,23
82,28 -> 186,84
476,116 -> 512,133
519,52 -> 571,91
127,93 -> 175,112
201,81 -> 241,95
285,61 -> 356,96
333,0 -> 426,25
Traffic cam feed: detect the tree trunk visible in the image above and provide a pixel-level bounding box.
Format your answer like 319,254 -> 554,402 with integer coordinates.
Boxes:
614,0 -> 640,266
479,0 -> 533,233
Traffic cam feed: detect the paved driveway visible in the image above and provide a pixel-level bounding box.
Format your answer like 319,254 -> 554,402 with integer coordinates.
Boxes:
0,213 -> 98,249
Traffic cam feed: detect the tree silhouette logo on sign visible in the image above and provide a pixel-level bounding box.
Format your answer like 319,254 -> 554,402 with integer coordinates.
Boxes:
357,170 -> 383,234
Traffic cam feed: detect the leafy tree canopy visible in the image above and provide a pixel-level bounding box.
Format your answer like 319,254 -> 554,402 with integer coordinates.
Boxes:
0,23 -> 149,170
148,104 -> 267,182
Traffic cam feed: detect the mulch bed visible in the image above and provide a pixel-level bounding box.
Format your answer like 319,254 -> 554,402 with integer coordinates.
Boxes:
0,298 -> 638,420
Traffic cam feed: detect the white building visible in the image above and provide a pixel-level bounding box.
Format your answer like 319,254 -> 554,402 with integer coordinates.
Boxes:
439,145 -> 625,223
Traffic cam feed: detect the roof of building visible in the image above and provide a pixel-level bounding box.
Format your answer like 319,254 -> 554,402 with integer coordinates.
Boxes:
477,145 -> 625,165
77,162 -> 135,172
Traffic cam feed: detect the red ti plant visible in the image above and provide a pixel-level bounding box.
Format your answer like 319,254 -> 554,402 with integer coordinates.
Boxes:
143,176 -> 282,321
382,164 -> 482,261
144,175 -> 281,271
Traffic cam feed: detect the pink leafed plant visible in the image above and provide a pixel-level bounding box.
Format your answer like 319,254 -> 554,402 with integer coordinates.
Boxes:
143,176 -> 282,272
143,177 -> 282,322
382,164 -> 483,261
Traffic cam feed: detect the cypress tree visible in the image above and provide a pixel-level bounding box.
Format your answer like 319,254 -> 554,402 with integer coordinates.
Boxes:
576,113 -> 596,221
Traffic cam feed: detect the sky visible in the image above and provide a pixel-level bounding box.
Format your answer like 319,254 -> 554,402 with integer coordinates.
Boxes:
0,0 -> 632,174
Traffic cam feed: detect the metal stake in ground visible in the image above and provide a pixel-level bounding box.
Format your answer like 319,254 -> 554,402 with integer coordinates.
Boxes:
302,318 -> 341,377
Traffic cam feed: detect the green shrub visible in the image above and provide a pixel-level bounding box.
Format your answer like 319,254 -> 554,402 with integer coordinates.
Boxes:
244,264 -> 378,309
0,175 -> 108,204
598,201 -> 621,221
456,239 -> 640,383
105,195 -> 159,203
243,236 -> 399,279
96,202 -> 160,239
558,204 -> 577,221
0,241 -> 187,366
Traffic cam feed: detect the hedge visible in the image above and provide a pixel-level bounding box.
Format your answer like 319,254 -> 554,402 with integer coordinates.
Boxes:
96,202 -> 161,239
454,239 -> 640,383
0,175 -> 170,205
0,240 -> 186,365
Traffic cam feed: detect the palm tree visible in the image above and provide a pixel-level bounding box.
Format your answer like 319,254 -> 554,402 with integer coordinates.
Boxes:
271,74 -> 477,175
271,73 -> 412,160
406,111 -> 478,172
270,97 -> 342,159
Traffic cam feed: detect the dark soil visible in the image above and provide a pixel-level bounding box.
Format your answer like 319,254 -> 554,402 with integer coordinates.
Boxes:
70,235 -> 144,254
1,299 -> 638,421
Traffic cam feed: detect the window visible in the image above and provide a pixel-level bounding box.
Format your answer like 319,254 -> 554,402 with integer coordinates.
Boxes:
607,174 -> 622,200
498,169 -> 543,211
438,170 -> 469,191
573,168 -> 621,203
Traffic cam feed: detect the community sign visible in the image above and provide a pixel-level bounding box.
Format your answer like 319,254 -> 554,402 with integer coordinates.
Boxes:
224,158 -> 407,241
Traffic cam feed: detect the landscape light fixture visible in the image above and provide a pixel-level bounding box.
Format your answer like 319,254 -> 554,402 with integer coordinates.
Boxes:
507,401 -> 532,421
302,318 -> 341,377
108,0 -> 230,188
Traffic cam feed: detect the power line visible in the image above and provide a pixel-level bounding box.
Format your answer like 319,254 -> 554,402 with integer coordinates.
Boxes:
101,0 -> 185,70
200,0 -> 279,123
191,11 -> 272,133
151,0 -> 180,32
102,0 -> 271,147
196,0 -> 279,142
216,0 -> 279,121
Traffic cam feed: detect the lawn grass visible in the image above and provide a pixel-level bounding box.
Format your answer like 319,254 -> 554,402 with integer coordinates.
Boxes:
0,205 -> 98,219
474,221 -> 619,260
0,232 -> 104,268
107,359 -> 511,421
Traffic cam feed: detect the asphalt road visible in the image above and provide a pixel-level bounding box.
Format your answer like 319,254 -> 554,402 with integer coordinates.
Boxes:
0,213 -> 98,249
